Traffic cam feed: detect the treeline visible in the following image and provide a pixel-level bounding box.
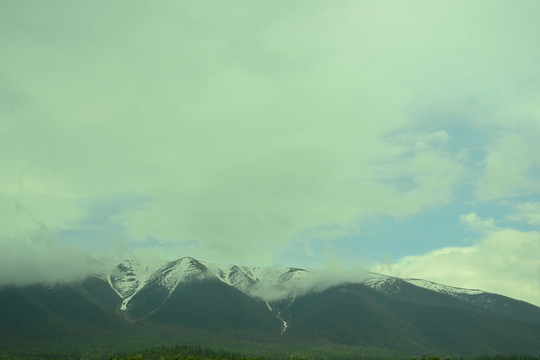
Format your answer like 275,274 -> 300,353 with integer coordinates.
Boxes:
104,345 -> 255,360
1,345 -> 278,360
102,344 -> 330,360
456,356 -> 540,360
415,356 -> 540,360
3,345 -> 540,360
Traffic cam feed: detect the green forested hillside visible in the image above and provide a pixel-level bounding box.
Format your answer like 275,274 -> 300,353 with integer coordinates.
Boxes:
3,281 -> 540,358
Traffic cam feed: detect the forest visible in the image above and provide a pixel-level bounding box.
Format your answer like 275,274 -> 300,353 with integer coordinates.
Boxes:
2,344 -> 539,360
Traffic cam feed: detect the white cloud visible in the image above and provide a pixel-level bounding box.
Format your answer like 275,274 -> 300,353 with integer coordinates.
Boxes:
372,130 -> 465,214
0,0 -> 540,280
459,212 -> 497,234
476,134 -> 540,201
374,214 -> 540,307
248,260 -> 369,302
505,201 -> 540,226
0,226 -> 107,286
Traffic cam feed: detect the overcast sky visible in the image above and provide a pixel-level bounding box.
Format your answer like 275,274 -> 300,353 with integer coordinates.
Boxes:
1,1 -> 540,306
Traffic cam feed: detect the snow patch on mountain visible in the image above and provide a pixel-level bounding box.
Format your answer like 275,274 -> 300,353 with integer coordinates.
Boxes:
106,258 -> 310,310
404,278 -> 484,296
363,273 -> 488,303
247,267 -> 307,301
108,259 -> 164,310
147,257 -> 213,294
363,273 -> 403,295
202,262 -> 260,293
105,257 -> 375,309
248,262 -> 370,301
266,301 -> 288,334
106,258 -> 493,314
201,262 -> 309,301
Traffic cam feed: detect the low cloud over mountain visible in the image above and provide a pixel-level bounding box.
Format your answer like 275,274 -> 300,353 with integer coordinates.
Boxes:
0,226 -> 106,286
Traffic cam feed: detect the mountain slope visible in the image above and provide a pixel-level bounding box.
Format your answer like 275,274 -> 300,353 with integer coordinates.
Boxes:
364,274 -> 540,325
279,281 -> 540,355
2,257 -> 540,357
147,279 -> 283,332
0,281 -> 132,352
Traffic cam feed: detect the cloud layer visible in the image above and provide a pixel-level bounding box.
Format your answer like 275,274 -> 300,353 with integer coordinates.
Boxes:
248,261 -> 370,302
1,1 -> 540,298
0,226 -> 106,286
374,213 -> 540,306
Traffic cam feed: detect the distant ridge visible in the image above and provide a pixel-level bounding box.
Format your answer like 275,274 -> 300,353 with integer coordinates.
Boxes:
2,256 -> 540,357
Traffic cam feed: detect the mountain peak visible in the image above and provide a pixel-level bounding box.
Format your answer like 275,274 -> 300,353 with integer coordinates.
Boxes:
104,257 -> 535,318
4,256 -> 540,357
148,257 -> 214,294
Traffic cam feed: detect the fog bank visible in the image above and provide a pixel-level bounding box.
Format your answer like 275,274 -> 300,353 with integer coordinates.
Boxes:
0,227 -> 107,286
248,261 -> 369,302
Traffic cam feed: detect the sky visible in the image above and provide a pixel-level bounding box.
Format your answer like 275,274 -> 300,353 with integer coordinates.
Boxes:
1,1 -> 540,306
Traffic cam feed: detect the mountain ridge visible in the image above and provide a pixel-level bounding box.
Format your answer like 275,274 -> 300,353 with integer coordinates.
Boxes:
104,257 -> 530,315
2,256 -> 540,357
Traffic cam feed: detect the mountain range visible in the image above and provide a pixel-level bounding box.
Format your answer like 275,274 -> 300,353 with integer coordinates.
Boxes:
2,256 -> 540,358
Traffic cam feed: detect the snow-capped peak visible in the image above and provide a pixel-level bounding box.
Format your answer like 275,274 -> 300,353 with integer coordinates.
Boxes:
202,262 -> 259,293
147,257 -> 214,294
403,278 -> 484,296
362,273 -> 487,302
107,259 -> 164,310
105,258 -> 492,314
105,257 -> 310,310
